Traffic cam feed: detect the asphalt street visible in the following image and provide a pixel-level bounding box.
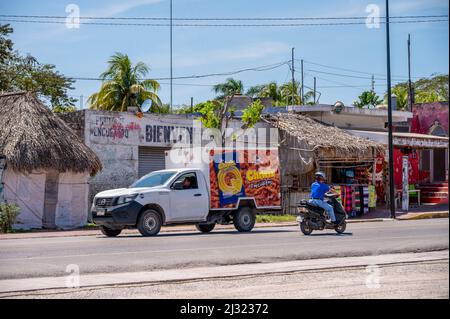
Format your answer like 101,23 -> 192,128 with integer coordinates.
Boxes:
0,219 -> 448,280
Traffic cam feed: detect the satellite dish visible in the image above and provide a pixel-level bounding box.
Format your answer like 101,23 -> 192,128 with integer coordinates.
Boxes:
333,101 -> 344,114
141,99 -> 152,113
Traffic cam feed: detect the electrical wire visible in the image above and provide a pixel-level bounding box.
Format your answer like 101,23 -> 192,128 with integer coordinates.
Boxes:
68,61 -> 290,81
302,59 -> 424,80
0,14 -> 447,21
0,18 -> 447,27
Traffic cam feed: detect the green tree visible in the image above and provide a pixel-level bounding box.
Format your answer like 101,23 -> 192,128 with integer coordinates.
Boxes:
279,81 -> 301,105
413,74 -> 448,102
246,84 -> 266,98
389,74 -> 449,106
242,99 -> 264,128
354,91 -> 383,108
88,52 -> 162,112
213,78 -> 243,100
0,24 -> 76,111
248,81 -> 315,106
384,86 -> 408,110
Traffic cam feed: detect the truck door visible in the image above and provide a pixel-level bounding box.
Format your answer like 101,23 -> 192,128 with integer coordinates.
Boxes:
169,172 -> 209,221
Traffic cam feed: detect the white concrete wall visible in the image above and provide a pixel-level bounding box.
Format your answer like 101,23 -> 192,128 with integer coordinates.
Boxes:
83,110 -> 198,200
3,169 -> 45,229
56,172 -> 90,229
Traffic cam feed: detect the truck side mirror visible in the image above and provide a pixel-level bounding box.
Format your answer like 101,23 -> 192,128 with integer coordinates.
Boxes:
173,181 -> 184,190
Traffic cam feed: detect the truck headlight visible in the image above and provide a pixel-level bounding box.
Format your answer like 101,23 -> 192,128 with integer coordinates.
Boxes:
117,194 -> 138,205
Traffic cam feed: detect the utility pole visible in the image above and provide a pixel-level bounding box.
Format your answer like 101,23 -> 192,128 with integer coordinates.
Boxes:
190,96 -> 194,113
170,0 -> 173,113
80,95 -> 83,109
371,74 -> 375,92
291,48 -> 295,107
313,77 -> 316,104
301,59 -> 304,104
386,0 -> 396,219
407,33 -> 413,112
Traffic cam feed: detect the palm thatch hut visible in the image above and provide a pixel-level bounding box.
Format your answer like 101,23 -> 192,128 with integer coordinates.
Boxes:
265,113 -> 384,213
0,92 -> 102,229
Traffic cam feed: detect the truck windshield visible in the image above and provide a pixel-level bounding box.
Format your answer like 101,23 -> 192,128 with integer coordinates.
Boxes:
131,171 -> 176,188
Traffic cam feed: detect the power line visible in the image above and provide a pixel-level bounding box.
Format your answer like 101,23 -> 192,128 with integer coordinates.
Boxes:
68,61 -> 290,81
0,18 -> 447,27
305,68 -> 427,82
302,59 -> 424,79
0,14 -> 447,21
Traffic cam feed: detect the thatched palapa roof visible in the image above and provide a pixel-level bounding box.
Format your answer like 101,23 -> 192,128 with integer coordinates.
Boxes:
267,113 -> 384,160
0,92 -> 102,175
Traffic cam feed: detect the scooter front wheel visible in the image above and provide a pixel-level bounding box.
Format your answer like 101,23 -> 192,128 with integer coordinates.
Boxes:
300,221 -> 313,235
335,221 -> 347,234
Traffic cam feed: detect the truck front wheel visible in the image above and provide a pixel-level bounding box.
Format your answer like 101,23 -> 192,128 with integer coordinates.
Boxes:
233,207 -> 256,232
137,209 -> 162,236
100,226 -> 122,237
195,223 -> 216,233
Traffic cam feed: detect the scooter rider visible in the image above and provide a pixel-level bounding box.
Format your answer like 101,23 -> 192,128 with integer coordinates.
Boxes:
309,171 -> 340,225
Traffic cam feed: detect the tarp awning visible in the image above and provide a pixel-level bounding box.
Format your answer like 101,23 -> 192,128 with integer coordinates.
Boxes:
346,130 -> 449,149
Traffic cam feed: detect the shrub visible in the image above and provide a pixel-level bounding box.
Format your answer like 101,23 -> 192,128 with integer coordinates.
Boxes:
0,203 -> 20,233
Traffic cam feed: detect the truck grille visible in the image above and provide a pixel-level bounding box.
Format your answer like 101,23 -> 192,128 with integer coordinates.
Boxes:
95,197 -> 115,207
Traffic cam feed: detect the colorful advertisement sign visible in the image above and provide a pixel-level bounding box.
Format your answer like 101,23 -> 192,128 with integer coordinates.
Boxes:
209,149 -> 281,209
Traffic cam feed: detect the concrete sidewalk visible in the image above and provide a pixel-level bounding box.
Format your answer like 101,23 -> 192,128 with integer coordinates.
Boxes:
0,250 -> 447,295
1,204 -> 447,240
352,203 -> 449,221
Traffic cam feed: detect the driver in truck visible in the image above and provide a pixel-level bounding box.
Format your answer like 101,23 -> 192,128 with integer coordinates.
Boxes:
309,171 -> 340,225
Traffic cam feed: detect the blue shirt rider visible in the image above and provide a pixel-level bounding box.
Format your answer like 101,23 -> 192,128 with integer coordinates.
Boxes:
309,171 -> 339,225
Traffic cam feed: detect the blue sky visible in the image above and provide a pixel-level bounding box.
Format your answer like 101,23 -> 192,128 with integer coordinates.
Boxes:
1,0 -> 448,109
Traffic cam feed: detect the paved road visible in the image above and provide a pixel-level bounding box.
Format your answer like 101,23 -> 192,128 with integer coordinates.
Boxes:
0,219 -> 448,280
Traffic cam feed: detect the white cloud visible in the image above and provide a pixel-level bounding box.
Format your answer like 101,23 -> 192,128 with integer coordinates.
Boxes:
171,41 -> 290,68
86,0 -> 164,18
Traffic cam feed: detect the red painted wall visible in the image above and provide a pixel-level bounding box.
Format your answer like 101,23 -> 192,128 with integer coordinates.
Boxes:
410,102 -> 449,135
393,148 -> 420,188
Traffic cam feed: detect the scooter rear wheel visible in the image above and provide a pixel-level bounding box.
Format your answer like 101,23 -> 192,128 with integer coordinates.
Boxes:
335,221 -> 347,234
300,221 -> 313,235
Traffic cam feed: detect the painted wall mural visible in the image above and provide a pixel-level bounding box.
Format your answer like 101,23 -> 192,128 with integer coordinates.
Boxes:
88,112 -> 194,147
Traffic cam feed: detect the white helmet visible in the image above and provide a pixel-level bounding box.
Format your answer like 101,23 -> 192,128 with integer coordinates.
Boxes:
315,171 -> 326,179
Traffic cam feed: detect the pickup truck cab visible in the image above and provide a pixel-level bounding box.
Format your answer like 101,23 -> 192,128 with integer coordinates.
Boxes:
92,168 -> 255,236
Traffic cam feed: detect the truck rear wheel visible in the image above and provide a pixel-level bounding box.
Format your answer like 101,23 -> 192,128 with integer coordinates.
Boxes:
233,207 -> 256,232
137,209 -> 162,236
100,226 -> 122,237
195,223 -> 216,233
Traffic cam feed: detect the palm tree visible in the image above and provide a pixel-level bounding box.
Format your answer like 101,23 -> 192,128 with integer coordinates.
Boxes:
279,81 -> 301,105
88,52 -> 162,112
213,78 -> 243,99
354,91 -> 383,108
385,86 -> 408,110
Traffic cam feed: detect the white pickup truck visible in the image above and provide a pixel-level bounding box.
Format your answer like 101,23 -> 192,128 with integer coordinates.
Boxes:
91,148 -> 281,237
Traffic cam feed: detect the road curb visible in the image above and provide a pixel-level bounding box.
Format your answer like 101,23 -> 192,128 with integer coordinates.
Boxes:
397,212 -> 449,220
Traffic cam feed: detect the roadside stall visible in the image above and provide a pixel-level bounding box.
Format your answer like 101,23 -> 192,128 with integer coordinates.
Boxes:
347,130 -> 449,209
265,113 -> 384,216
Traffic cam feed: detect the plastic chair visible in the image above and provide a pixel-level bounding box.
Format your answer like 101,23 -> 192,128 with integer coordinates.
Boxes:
408,184 -> 421,206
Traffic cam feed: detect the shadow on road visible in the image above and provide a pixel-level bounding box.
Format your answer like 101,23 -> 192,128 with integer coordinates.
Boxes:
305,232 -> 353,237
100,229 -> 296,239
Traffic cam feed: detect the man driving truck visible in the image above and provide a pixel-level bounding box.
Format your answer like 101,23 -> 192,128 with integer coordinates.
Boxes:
309,171 -> 339,225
